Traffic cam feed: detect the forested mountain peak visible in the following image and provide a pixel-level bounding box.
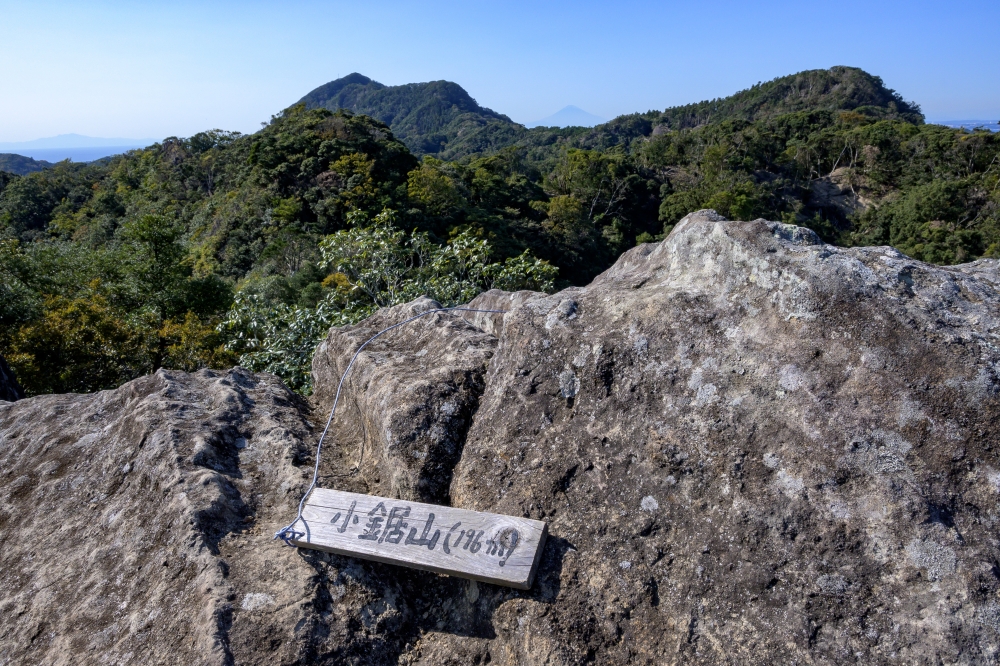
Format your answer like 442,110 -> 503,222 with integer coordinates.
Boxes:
296,67 -> 926,163
296,73 -> 385,113
509,66 -> 928,163
656,66 -> 924,130
298,74 -> 521,158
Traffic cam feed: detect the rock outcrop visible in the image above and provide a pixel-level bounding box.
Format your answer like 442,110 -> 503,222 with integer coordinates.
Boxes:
444,211 -> 1000,664
2,210 -> 999,665
0,354 -> 24,402
311,297 -> 497,504
0,369 -> 317,665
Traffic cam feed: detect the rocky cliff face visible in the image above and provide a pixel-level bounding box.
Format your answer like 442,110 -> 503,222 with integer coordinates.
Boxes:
0,354 -> 24,402
2,210 -> 998,665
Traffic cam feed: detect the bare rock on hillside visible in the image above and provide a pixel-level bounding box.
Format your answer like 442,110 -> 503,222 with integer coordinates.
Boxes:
3,210 -> 1000,665
0,354 -> 24,402
811,167 -> 871,216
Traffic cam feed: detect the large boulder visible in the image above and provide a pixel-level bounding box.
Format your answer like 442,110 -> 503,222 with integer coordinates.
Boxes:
0,368 -> 470,666
311,297 -> 497,503
2,210 -> 999,664
441,211 -> 1000,664
0,354 -> 24,402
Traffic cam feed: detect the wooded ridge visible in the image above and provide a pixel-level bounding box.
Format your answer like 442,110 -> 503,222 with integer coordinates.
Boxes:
1,66 -> 997,397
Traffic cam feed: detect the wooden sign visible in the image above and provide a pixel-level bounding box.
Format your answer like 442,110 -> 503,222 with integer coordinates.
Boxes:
290,488 -> 547,589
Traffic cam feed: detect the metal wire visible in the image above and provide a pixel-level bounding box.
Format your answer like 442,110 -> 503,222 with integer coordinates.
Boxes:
274,306 -> 506,545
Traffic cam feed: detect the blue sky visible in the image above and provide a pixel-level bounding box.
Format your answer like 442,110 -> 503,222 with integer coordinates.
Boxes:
1,0 -> 997,142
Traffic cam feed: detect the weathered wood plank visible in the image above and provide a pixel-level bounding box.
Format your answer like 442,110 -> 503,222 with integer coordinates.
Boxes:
290,488 -> 547,589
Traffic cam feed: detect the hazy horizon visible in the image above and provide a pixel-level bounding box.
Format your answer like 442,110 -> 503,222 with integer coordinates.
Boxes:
2,114 -> 996,158
1,0 -> 998,143
0,134 -> 157,149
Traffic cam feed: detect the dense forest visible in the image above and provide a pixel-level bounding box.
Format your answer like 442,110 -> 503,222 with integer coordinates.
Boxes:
2,66 -> 998,397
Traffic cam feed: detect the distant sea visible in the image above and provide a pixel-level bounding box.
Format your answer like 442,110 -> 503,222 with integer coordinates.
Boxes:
13,146 -> 147,163
931,120 -> 999,132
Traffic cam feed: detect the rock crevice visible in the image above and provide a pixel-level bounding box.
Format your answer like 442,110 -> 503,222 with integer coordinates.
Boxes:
0,354 -> 24,402
311,297 -> 498,504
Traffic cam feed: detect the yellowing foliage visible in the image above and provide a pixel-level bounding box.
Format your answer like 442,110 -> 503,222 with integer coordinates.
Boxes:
6,294 -> 150,395
5,294 -> 234,396
158,312 -> 237,372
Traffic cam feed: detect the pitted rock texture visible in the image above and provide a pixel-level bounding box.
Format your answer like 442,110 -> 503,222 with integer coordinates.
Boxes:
0,369 -> 316,665
444,211 -> 1000,665
311,297 -> 496,504
2,210 -> 1000,665
0,354 -> 23,402
460,289 -> 546,337
0,368 -> 489,666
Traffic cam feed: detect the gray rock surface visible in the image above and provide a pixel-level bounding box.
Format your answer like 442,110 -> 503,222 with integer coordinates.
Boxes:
0,369 -> 316,665
311,297 -> 497,503
2,210 -> 999,664
458,289 -> 546,337
0,368 -> 469,666
0,354 -> 24,402
444,211 -> 1000,664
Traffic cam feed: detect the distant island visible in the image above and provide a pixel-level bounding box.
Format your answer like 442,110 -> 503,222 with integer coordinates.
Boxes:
931,119 -> 999,132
